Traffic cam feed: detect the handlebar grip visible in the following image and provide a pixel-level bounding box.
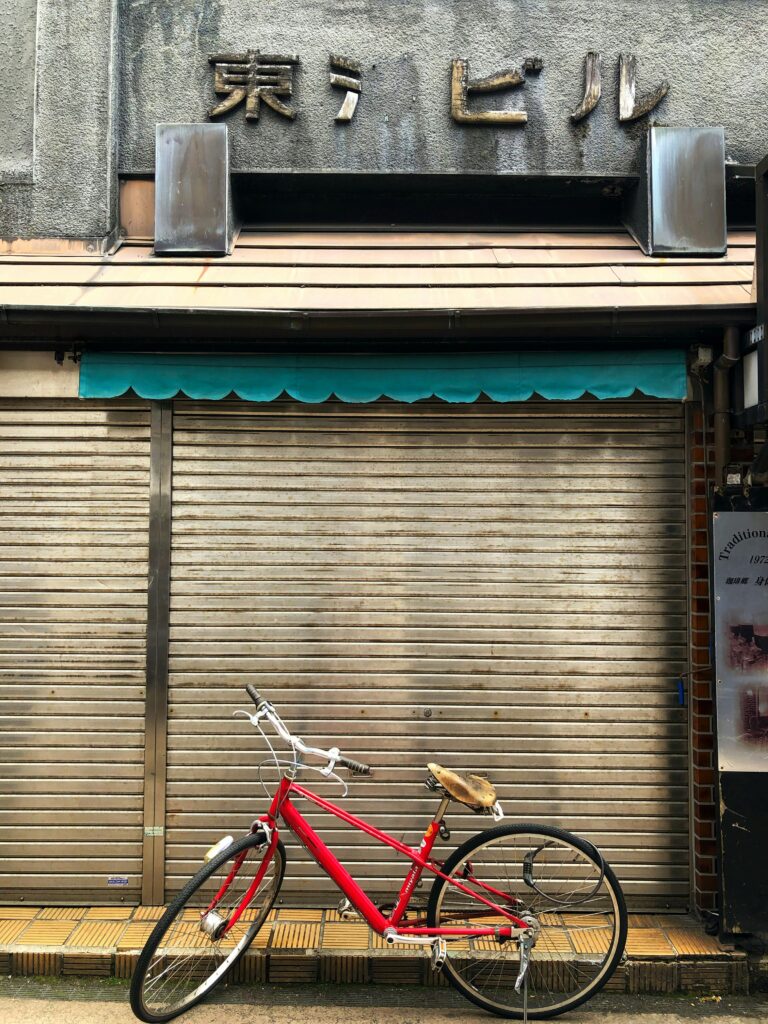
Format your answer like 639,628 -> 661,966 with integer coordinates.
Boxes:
245,684 -> 263,707
339,756 -> 373,777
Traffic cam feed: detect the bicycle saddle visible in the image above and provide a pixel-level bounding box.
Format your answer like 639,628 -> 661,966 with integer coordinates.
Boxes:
427,762 -> 497,810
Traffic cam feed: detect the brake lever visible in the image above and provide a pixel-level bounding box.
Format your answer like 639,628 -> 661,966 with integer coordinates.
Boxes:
320,747 -> 341,777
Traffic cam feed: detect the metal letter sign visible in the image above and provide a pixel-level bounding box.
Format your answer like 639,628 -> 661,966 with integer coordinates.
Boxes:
713,512 -> 768,771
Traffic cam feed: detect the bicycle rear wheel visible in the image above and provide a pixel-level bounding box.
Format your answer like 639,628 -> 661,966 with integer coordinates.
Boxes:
130,831 -> 285,1023
427,824 -> 626,1020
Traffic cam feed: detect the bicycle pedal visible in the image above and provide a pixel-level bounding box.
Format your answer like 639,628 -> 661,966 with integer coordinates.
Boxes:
337,898 -> 361,922
430,938 -> 447,972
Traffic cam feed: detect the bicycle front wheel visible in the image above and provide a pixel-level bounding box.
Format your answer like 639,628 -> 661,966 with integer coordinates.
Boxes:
130,831 -> 285,1023
427,824 -> 627,1020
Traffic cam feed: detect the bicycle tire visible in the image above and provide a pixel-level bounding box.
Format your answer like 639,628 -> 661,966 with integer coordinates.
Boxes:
427,823 -> 627,1020
130,831 -> 285,1023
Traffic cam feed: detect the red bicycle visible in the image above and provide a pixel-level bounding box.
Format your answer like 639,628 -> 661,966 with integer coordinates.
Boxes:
131,686 -> 627,1023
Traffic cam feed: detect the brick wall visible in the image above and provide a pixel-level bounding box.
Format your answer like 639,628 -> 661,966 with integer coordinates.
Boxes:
688,405 -> 717,914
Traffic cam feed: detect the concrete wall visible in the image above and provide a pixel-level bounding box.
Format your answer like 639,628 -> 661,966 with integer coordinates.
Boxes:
0,0 -> 38,184
0,0 -> 118,244
120,0 -> 768,176
3,1 -> 768,240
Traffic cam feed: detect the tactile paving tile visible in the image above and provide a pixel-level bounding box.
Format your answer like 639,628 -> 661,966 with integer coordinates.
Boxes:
624,930 -> 676,956
84,907 -> 133,920
538,913 -> 563,926
16,921 -> 77,946
322,923 -> 370,950
569,927 -> 615,955
160,922 -> 211,948
117,923 -> 156,950
271,922 -> 321,949
666,929 -> 725,956
68,921 -> 128,948
537,928 -> 575,953
0,908 -> 39,920
277,909 -> 324,921
133,906 -> 165,921
0,921 -> 32,944
251,923 -> 274,949
561,913 -> 613,929
628,914 -> 661,929
39,908 -> 87,921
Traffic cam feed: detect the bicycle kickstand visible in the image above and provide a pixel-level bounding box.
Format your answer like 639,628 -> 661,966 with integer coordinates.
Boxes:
515,931 -> 534,1024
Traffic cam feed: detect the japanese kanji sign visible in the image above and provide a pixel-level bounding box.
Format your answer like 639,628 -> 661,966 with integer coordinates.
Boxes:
206,49 -> 668,127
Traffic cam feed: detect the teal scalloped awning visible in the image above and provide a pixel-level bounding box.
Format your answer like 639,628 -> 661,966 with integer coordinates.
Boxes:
79,350 -> 687,403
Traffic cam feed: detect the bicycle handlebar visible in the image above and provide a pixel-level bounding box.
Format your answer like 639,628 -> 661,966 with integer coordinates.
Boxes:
244,685 -> 373,777
246,684 -> 263,708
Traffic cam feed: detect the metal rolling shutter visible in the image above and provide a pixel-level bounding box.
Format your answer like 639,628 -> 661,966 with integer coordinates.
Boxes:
167,399 -> 689,909
0,399 -> 150,903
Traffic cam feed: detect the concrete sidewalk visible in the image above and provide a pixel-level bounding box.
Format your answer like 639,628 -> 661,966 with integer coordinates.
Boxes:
0,978 -> 767,1024
0,906 -> 751,995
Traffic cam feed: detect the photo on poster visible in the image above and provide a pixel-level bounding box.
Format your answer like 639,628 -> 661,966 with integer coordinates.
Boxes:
713,512 -> 768,772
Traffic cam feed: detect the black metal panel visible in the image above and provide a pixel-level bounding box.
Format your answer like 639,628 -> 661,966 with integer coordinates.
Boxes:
154,123 -> 234,256
720,772 -> 768,938
624,127 -> 726,256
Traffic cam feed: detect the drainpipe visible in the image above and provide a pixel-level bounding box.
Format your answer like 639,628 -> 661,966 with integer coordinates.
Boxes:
714,326 -> 740,487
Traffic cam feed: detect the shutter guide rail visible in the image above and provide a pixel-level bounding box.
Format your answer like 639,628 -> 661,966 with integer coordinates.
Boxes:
141,402 -> 173,906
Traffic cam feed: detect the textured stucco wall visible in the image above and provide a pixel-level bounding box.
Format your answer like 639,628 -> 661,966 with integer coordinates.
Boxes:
120,0 -> 768,176
4,1 -> 768,240
0,0 -> 38,183
0,0 -> 118,241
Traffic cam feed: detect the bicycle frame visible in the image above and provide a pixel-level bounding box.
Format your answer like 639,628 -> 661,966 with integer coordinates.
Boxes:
218,774 -> 529,941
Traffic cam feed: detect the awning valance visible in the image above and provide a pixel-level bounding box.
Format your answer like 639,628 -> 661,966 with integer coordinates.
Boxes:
79,350 -> 687,403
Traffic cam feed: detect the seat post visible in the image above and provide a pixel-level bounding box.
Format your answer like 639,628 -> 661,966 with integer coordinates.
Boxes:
434,796 -> 450,822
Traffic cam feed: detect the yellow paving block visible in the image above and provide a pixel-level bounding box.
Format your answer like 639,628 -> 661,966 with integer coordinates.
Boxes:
666,929 -> 725,956
271,922 -> 321,949
68,921 -> 128,948
0,908 -> 39,920
277,909 -> 325,921
537,929 -> 575,953
161,922 -> 211,949
628,914 -> 661,929
181,909 -> 204,922
322,923 -> 370,950
569,928 -> 614,955
0,921 -> 32,944
241,908 -> 276,922
17,921 -> 77,945
133,907 -> 165,921
117,923 -> 156,950
658,915 -> 698,931
84,907 -> 133,921
447,938 -> 472,950
538,913 -> 563,927
561,914 -> 613,929
251,923 -> 273,949
39,908 -> 87,921
624,930 -> 675,957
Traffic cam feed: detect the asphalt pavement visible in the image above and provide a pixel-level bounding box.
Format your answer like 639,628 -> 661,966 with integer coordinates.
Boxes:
0,977 -> 766,1024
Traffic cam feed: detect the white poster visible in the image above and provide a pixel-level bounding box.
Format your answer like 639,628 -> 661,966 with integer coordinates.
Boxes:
713,512 -> 768,771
